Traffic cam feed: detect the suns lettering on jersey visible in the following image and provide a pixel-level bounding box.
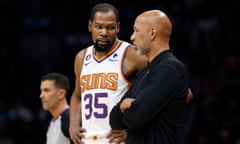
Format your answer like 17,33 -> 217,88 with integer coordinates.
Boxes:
80,72 -> 118,92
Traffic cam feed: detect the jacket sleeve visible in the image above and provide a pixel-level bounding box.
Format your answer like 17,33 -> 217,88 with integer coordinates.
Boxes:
110,103 -> 127,130
122,63 -> 188,131
110,89 -> 131,130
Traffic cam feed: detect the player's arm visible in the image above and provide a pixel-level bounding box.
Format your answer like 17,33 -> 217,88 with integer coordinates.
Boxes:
123,45 -> 148,80
69,50 -> 86,144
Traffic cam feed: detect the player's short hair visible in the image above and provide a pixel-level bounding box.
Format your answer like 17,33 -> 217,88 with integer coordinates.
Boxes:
90,3 -> 119,22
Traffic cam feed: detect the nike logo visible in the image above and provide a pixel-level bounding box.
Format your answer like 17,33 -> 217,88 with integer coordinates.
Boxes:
109,59 -> 119,62
84,62 -> 92,66
109,53 -> 119,62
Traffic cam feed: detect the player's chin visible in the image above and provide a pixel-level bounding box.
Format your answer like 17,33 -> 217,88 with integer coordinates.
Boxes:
97,39 -> 110,45
98,41 -> 109,46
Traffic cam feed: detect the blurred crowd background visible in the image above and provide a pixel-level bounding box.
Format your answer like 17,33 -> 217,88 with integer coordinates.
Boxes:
0,0 -> 240,144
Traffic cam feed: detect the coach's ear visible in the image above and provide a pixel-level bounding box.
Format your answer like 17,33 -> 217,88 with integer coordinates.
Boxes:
88,20 -> 92,32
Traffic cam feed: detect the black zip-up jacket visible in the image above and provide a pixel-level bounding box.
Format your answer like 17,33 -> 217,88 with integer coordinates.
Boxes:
110,50 -> 188,144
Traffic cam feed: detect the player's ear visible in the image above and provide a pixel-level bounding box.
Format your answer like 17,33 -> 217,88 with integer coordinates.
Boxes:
88,20 -> 92,32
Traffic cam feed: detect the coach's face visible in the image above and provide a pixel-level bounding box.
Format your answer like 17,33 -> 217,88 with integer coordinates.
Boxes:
88,11 -> 120,52
130,16 -> 151,55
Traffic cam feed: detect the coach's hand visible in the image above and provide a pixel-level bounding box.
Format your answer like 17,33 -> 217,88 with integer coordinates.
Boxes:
120,98 -> 135,113
69,125 -> 86,144
107,129 -> 126,144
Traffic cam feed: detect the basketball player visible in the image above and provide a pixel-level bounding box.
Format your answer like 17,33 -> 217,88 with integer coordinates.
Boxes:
40,73 -> 72,144
69,3 -> 147,144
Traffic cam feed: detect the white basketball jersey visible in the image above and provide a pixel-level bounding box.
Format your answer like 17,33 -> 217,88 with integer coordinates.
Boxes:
80,40 -> 131,143
46,116 -> 70,144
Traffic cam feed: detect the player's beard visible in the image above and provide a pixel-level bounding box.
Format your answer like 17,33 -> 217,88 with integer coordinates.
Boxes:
94,39 -> 113,52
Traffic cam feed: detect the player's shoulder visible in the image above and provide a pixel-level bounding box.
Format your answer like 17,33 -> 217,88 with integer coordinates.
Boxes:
124,44 -> 144,60
122,42 -> 148,72
120,41 -> 136,53
75,48 -> 88,61
75,44 -> 93,57
121,40 -> 135,47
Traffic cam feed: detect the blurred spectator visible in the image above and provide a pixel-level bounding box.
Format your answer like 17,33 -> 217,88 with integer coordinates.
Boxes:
9,99 -> 34,144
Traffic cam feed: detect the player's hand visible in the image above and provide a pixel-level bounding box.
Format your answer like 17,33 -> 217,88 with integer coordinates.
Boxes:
107,129 -> 126,144
69,125 -> 86,144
